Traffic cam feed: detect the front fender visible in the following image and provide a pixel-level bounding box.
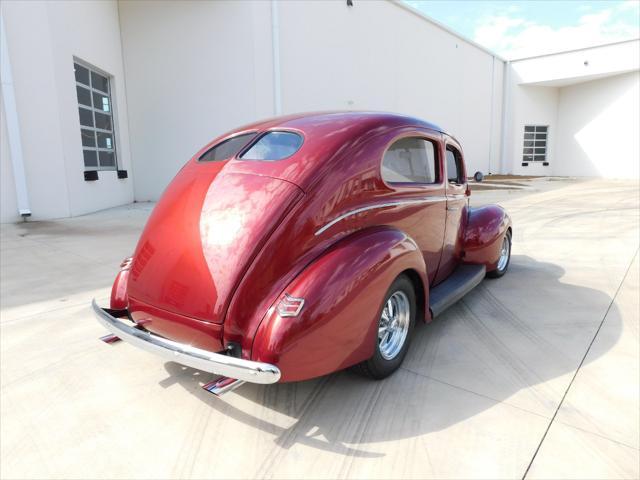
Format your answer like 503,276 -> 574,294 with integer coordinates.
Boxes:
251,227 -> 428,382
464,205 -> 512,270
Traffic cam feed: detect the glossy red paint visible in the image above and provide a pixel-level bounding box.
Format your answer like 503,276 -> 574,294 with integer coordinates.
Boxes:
128,297 -> 224,352
464,205 -> 512,270
109,269 -> 129,310
251,227 -> 428,381
115,112 -> 511,383
110,257 -> 133,310
223,122 -> 448,357
434,136 -> 468,284
126,164 -> 302,324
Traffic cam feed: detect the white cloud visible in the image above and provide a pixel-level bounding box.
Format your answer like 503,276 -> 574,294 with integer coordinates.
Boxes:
619,0 -> 640,12
473,3 -> 640,59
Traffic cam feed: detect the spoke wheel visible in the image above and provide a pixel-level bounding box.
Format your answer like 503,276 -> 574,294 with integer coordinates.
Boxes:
497,235 -> 510,271
351,274 -> 416,380
488,230 -> 512,278
378,291 -> 411,360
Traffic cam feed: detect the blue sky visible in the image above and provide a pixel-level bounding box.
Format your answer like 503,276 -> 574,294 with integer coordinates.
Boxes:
403,0 -> 640,59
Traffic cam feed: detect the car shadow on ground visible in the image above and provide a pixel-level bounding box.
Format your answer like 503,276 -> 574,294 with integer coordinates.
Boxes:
160,255 -> 621,458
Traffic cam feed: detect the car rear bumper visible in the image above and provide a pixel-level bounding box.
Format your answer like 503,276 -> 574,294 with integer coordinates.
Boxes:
92,299 -> 281,384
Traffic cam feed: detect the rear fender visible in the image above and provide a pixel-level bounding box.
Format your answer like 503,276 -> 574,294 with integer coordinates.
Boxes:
464,205 -> 512,270
110,269 -> 129,310
251,227 -> 428,382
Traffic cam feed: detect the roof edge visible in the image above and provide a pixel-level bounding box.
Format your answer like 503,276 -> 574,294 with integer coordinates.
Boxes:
390,0 -> 506,62
509,38 -> 640,62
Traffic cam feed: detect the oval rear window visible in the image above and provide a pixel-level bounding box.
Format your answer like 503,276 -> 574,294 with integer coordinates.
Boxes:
240,131 -> 303,161
199,133 -> 256,162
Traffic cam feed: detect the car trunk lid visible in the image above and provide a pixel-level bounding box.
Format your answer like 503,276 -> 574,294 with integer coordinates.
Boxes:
127,160 -> 303,324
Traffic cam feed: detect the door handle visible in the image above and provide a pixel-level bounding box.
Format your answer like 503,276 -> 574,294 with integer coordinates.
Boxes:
447,206 -> 459,211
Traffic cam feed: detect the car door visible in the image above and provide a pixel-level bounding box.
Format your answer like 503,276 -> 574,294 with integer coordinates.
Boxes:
432,138 -> 469,285
380,132 -> 446,284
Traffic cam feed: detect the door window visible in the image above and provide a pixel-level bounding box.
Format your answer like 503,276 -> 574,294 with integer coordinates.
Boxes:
446,147 -> 463,184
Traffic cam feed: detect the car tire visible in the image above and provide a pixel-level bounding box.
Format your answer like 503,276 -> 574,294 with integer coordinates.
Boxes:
487,229 -> 511,278
352,274 -> 416,379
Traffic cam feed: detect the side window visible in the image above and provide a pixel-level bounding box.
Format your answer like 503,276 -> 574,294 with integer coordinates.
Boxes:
382,137 -> 438,184
446,147 -> 463,184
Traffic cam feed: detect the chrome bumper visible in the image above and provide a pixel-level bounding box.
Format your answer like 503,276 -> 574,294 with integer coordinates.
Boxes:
91,299 -> 281,384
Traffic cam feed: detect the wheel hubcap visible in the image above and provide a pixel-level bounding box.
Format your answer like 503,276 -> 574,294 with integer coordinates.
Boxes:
497,235 -> 510,271
378,291 -> 410,360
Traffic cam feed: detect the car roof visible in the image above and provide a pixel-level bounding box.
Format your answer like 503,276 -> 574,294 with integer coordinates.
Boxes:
231,111 -> 446,137
204,111 -> 450,192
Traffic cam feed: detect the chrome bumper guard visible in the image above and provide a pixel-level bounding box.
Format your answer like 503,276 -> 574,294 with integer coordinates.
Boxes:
91,299 -> 281,384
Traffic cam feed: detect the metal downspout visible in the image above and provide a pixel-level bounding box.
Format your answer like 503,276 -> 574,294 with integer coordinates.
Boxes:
499,60 -> 512,174
0,14 -> 31,218
271,0 -> 282,116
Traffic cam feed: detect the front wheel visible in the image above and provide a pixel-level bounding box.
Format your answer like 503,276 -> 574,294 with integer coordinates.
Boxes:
352,274 -> 416,379
487,230 -> 511,278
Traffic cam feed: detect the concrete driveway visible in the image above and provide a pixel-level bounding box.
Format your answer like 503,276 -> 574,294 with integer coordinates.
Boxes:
1,179 -> 638,479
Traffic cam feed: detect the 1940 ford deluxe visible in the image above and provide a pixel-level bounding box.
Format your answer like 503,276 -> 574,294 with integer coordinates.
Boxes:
93,112 -> 512,395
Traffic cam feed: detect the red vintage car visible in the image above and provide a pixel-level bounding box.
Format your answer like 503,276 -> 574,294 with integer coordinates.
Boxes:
93,112 -> 512,395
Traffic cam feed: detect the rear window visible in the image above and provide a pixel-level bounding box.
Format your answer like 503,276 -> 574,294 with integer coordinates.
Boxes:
240,131 -> 303,161
199,133 -> 255,162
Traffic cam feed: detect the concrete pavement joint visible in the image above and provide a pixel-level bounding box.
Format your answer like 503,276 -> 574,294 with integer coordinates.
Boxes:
521,248 -> 640,479
552,420 -> 640,451
400,366 -> 551,421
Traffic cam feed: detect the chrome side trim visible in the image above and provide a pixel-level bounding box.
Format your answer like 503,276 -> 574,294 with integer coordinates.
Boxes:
447,194 -> 467,200
92,300 -> 281,384
315,196 -> 446,236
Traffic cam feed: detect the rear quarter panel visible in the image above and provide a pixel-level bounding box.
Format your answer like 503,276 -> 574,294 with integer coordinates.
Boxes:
250,227 -> 428,382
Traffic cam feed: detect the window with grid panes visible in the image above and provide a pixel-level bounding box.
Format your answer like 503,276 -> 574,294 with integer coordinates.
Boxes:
75,61 -> 117,171
522,125 -> 548,163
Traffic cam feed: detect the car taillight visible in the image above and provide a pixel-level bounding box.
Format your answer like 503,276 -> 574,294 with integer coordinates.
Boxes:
276,294 -> 305,317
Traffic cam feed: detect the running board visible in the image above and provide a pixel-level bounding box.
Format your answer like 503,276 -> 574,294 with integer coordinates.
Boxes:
429,264 -> 486,318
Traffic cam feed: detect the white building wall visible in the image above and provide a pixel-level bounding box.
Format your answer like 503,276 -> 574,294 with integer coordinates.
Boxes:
118,0 -> 276,202
2,2 -> 637,223
278,0 -> 504,177
0,0 -> 133,221
506,39 -> 639,178
555,71 -> 639,178
0,94 -> 19,223
119,0 -> 504,201
508,85 -> 559,176
511,40 -> 639,86
1,1 -> 70,220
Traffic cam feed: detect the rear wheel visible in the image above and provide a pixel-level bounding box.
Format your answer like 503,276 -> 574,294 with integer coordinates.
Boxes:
352,274 -> 416,379
487,230 -> 511,278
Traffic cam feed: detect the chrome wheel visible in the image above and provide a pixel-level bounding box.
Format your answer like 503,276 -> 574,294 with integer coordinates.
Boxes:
378,291 -> 411,360
497,235 -> 510,271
